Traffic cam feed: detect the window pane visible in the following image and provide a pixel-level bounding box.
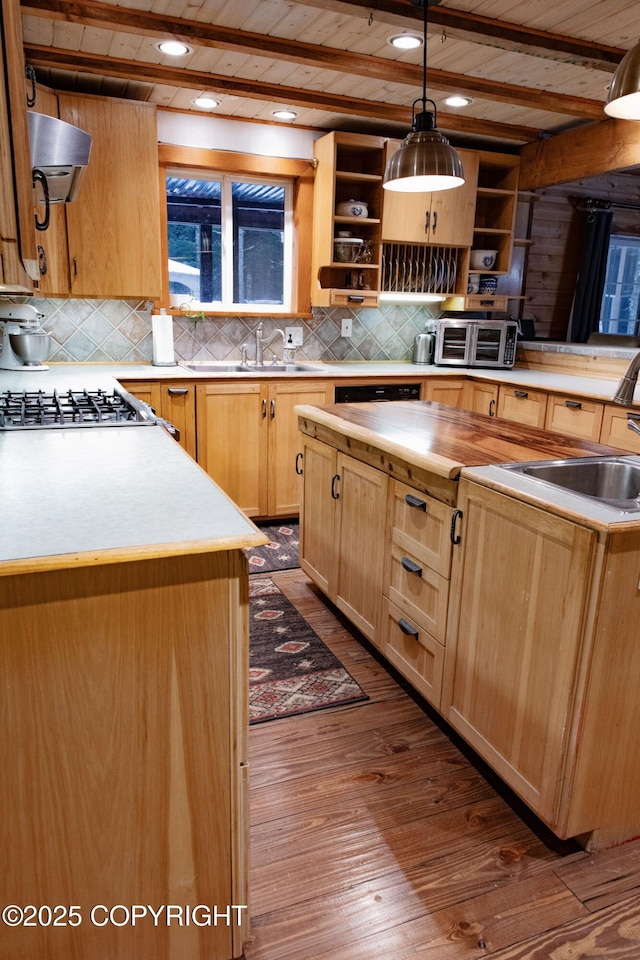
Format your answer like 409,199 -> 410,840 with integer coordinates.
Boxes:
232,182 -> 285,305
166,177 -> 222,303
600,235 -> 640,336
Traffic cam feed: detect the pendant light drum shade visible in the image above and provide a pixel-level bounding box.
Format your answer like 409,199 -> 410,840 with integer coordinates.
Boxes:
604,40 -> 640,119
383,121 -> 465,192
382,0 -> 464,193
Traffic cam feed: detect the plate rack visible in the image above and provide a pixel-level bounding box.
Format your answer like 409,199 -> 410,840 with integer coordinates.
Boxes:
381,244 -> 461,297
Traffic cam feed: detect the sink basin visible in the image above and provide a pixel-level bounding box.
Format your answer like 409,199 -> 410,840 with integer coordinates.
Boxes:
499,456 -> 640,512
180,362 -> 322,374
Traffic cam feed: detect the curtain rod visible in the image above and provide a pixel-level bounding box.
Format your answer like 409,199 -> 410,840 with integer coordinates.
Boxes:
573,196 -> 640,213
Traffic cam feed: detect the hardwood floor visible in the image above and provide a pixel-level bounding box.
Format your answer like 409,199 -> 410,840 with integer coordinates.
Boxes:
244,568 -> 640,959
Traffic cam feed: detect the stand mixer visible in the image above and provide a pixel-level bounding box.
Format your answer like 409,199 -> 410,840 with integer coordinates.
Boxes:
0,303 -> 51,371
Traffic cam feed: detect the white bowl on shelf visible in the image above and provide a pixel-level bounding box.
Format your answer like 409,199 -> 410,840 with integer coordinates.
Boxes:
336,200 -> 368,218
470,249 -> 498,270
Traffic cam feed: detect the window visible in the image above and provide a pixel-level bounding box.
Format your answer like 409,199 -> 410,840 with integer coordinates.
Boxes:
600,234 -> 640,336
166,172 -> 293,312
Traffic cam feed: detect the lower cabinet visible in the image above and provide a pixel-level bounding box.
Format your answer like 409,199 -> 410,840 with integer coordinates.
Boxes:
424,376 -> 467,408
464,380 -> 498,417
442,479 -> 596,833
197,380 -> 329,519
299,435 -> 388,644
599,403 -> 640,454
497,384 -> 548,427
545,392 -> 604,441
121,379 -> 197,459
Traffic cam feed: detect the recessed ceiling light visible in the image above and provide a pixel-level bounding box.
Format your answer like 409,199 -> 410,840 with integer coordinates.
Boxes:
444,95 -> 472,108
389,34 -> 423,50
193,96 -> 219,109
272,109 -> 298,120
157,40 -> 192,57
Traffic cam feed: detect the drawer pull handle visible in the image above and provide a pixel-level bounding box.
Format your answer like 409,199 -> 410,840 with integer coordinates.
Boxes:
331,473 -> 340,500
270,399 -> 276,419
262,399 -> 267,418
398,618 -> 419,638
295,452 -> 303,475
565,399 -> 582,409
401,556 -> 423,577
489,398 -> 496,417
404,493 -> 427,511
451,508 -> 463,545
514,390 -> 529,399
347,295 -> 364,303
167,387 -> 188,396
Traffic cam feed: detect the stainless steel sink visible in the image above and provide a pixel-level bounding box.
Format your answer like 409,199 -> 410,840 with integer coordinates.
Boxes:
498,456 -> 640,512
180,361 -> 322,374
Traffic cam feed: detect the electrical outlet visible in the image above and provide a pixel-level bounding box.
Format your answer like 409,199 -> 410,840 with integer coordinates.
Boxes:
341,317 -> 352,338
285,326 -> 304,346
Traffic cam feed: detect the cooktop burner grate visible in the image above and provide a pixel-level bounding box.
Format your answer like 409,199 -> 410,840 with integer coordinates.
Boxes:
0,388 -> 157,430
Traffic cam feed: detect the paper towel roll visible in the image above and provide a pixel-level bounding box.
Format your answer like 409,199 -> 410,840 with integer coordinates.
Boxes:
151,313 -> 176,366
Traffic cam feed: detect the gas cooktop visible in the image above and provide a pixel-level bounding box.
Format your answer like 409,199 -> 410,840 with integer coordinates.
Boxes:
0,387 -> 157,430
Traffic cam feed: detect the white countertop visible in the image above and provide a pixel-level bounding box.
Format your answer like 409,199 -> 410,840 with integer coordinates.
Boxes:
0,367 -> 264,572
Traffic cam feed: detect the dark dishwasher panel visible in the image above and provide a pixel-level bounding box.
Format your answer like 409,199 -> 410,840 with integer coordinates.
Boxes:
334,383 -> 421,402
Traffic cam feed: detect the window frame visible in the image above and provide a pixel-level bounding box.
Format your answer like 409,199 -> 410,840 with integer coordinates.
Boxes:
158,145 -> 315,317
599,233 -> 640,337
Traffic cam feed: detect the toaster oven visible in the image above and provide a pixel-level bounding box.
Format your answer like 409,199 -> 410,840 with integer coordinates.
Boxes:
434,318 -> 518,368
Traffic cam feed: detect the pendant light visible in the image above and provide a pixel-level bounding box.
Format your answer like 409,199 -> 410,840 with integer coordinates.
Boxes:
383,0 -> 464,193
604,40 -> 640,119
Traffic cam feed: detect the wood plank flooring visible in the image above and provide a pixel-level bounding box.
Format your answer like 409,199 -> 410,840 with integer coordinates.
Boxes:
244,569 -> 640,959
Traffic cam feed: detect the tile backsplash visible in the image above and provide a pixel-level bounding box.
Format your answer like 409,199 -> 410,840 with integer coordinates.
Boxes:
28,298 -> 441,364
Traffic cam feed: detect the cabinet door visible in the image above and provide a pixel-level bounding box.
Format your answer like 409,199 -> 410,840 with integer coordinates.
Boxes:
382,146 -> 478,246
58,95 -> 162,299
442,479 -> 595,828
464,380 -> 498,417
267,380 -> 329,517
334,452 -> 388,643
122,380 -> 196,459
299,434 -> 338,596
497,384 -> 547,427
424,377 -> 467,408
196,381 -> 268,517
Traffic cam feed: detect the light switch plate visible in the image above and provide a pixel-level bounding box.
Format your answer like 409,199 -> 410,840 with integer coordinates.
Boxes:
285,326 -> 304,346
341,318 -> 353,338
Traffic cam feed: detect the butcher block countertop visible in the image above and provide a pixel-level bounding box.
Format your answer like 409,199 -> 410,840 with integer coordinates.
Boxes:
296,400 -> 640,528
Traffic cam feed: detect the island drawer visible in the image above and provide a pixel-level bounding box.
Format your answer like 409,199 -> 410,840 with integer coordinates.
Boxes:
385,543 -> 449,644
387,480 -> 453,578
380,599 -> 444,710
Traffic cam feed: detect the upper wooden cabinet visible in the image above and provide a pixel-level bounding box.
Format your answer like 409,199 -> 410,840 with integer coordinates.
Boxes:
310,131 -> 385,308
38,94 -> 162,300
472,151 -> 519,276
381,143 -> 479,247
0,0 -> 38,291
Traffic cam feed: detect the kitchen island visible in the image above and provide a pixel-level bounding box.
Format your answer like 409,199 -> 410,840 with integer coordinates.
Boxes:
0,369 -> 266,960
296,399 -> 640,851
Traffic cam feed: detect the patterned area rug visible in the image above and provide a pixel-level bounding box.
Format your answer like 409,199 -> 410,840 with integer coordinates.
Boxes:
249,577 -> 368,724
246,521 -> 300,573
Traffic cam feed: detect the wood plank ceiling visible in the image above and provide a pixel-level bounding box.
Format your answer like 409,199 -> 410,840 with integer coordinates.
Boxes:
19,0 -> 640,152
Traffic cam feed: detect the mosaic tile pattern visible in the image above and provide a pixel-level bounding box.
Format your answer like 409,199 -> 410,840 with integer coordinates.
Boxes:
27,298 -> 442,365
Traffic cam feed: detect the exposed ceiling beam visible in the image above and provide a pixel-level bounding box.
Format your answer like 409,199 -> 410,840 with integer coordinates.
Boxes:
288,0 -> 625,71
520,118 -> 640,190
24,43 -> 541,143
21,0 -> 606,120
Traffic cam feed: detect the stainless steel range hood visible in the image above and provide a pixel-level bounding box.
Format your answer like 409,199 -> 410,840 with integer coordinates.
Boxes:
27,112 -> 92,204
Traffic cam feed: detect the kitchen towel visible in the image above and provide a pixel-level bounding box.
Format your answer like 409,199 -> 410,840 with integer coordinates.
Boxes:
151,313 -> 176,366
